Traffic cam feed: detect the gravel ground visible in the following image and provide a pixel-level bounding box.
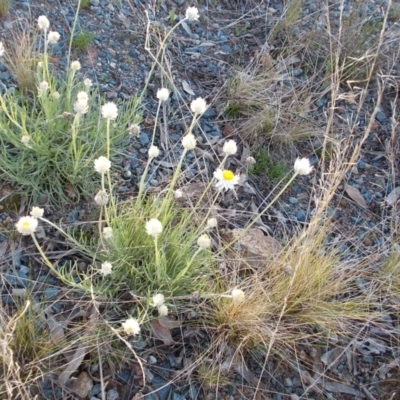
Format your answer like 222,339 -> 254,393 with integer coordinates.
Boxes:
1,0 -> 400,399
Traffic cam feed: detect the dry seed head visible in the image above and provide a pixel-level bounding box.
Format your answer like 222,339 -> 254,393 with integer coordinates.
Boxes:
94,190 -> 109,206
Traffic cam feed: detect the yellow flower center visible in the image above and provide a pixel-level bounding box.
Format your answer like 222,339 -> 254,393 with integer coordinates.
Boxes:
22,222 -> 31,228
222,170 -> 235,181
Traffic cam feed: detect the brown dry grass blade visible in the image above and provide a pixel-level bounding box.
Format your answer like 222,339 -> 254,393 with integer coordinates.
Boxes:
58,345 -> 87,385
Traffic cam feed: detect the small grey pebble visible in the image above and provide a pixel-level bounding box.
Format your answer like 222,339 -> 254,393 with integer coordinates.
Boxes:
289,197 -> 298,204
284,378 -> 293,387
375,111 -> 387,123
148,355 -> 157,365
106,389 -> 119,400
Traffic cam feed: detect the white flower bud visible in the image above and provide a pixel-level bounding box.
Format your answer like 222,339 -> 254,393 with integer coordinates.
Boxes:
94,190 -> 109,206
100,262 -> 113,276
294,158 -> 313,175
182,133 -> 196,150
101,102 -> 118,120
148,145 -> 160,159
122,318 -> 141,335
185,6 -> 199,21
156,88 -> 170,101
152,293 -> 165,307
222,140 -> 237,156
190,97 -> 207,115
71,60 -> 81,71
30,207 -> 44,218
47,31 -> 60,43
38,16 -> 50,31
94,156 -> 111,174
197,234 -> 211,249
146,218 -> 163,237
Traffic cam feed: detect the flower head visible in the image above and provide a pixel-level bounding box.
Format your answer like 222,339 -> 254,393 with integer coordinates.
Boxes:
174,189 -> 183,199
152,293 -> 165,308
185,6 -> 199,21
94,190 -> 109,206
190,97 -> 207,115
94,156 -> 111,174
158,305 -> 168,317
77,91 -> 89,102
148,145 -> 160,159
16,216 -> 38,235
74,99 -> 89,114
47,31 -> 60,44
294,158 -> 313,175
30,207 -> 44,218
103,227 -> 113,239
223,140 -> 237,156
146,218 -> 163,237
182,133 -> 196,150
122,318 -> 141,335
52,91 -> 60,99
231,288 -> 245,303
101,102 -> 118,120
38,16 -> 50,31
38,81 -> 49,96
128,124 -> 140,137
214,169 -> 240,191
84,78 -> 92,88
100,262 -> 113,276
246,156 -> 256,165
71,60 -> 81,71
156,88 -> 170,101
197,234 -> 211,249
21,135 -> 30,146
0,42 -> 4,57
207,217 -> 218,229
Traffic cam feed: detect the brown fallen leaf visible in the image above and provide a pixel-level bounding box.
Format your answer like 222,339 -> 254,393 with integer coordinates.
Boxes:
150,319 -> 174,345
344,184 -> 368,208
58,345 -> 87,385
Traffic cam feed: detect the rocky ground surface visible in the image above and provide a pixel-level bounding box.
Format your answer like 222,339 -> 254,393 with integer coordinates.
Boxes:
1,0 -> 400,399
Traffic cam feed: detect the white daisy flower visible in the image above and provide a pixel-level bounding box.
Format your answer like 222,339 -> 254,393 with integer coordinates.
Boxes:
152,293 -> 165,307
16,216 -> 38,235
231,288 -> 245,303
100,262 -> 113,276
101,102 -> 118,120
185,6 -> 200,21
94,156 -> 111,174
158,305 -> 168,317
30,207 -> 44,218
156,88 -> 170,101
197,234 -> 211,249
213,169 -> 240,191
190,97 -> 207,115
38,16 -> 50,31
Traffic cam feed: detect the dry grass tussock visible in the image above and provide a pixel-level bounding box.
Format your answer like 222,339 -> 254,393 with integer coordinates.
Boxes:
0,1 -> 400,398
1,18 -> 38,93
